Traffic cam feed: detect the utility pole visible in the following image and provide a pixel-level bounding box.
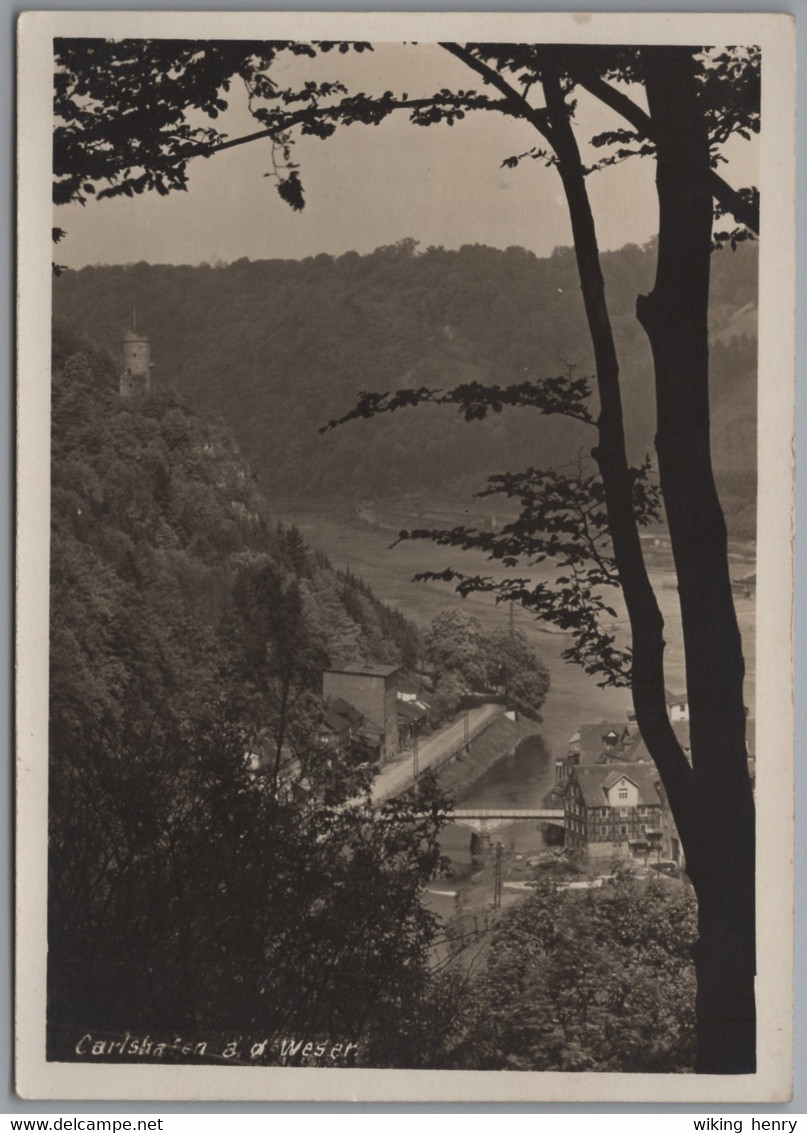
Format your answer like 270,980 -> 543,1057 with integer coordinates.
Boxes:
493,841 -> 503,910
412,729 -> 419,781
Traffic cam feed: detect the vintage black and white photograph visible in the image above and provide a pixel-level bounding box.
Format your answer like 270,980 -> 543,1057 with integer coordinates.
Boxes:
16,11 -> 795,1102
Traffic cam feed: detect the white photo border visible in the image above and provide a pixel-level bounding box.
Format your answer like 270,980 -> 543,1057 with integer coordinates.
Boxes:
16,10 -> 797,1103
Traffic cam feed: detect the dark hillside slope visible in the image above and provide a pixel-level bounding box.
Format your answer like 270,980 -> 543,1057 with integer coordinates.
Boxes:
49,324 -> 465,1060
50,318 -> 421,761
52,241 -> 758,533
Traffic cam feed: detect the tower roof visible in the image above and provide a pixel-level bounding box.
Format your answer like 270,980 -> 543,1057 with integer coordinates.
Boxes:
123,328 -> 150,342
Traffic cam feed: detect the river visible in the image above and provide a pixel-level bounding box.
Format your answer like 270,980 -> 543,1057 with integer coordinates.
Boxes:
426,733 -> 557,922
273,498 -> 756,918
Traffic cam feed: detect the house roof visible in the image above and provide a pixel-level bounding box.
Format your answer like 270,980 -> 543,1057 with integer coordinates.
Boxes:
573,722 -> 631,761
326,662 -> 399,679
357,724 -> 384,744
665,688 -> 688,707
397,700 -> 427,723
567,763 -> 663,808
322,708 -> 351,734
330,697 -> 363,726
672,721 -> 691,751
619,733 -> 650,763
619,721 -> 691,765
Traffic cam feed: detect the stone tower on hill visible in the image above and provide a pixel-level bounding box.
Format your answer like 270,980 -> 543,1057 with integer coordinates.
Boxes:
119,324 -> 153,398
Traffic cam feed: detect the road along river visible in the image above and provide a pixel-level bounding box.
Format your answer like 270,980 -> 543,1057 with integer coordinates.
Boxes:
274,501 -> 756,925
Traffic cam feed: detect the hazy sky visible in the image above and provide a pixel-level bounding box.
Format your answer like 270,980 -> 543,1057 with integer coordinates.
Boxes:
55,43 -> 758,269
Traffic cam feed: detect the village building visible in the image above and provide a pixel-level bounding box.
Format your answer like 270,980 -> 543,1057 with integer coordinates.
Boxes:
322,662 -> 400,764
620,720 -> 692,766
664,689 -> 690,723
318,707 -> 352,752
626,688 -> 690,725
243,728 -> 312,804
556,720 -> 636,784
563,763 -> 682,865
556,688 -> 751,866
394,677 -> 430,748
396,696 -> 428,751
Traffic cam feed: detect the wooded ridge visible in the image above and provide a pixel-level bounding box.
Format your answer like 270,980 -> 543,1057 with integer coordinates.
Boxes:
52,239 -> 757,537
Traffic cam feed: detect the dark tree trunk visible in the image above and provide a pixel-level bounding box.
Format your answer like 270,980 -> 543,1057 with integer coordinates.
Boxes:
544,53 -> 755,1073
540,65 -> 695,826
447,43 -> 755,1072
636,48 -> 756,1074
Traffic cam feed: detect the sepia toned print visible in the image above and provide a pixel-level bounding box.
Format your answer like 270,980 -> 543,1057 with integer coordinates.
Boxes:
16,11 -> 795,1102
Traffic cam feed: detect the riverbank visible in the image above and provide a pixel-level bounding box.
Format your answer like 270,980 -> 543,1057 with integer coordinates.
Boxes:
432,712 -> 539,803
272,500 -> 757,764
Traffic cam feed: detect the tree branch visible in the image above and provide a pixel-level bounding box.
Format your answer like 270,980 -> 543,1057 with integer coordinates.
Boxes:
320,376 -> 594,433
568,69 -> 759,235
439,43 -> 552,140
194,92 -> 506,159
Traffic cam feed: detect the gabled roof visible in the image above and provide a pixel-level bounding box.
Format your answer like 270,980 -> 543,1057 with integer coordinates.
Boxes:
330,697 -> 363,726
620,721 -> 690,764
322,708 -> 351,734
665,688 -> 689,707
573,722 -> 631,761
618,732 -> 651,763
596,745 -> 640,765
567,763 -> 663,808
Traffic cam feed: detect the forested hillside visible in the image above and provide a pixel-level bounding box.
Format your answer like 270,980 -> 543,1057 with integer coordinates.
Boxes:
49,322 -> 449,1060
51,318 -> 419,688
52,240 -> 758,535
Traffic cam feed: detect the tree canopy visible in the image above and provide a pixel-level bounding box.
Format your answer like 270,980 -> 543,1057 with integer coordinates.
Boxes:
451,872 -> 698,1072
52,40 -> 758,240
424,607 -> 550,721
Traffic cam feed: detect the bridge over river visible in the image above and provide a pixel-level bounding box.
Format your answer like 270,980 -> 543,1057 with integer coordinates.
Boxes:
448,807 -> 565,835
419,806 -> 567,870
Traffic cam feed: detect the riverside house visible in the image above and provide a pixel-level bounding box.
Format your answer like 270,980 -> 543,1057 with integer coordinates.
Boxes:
563,763 -> 681,864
